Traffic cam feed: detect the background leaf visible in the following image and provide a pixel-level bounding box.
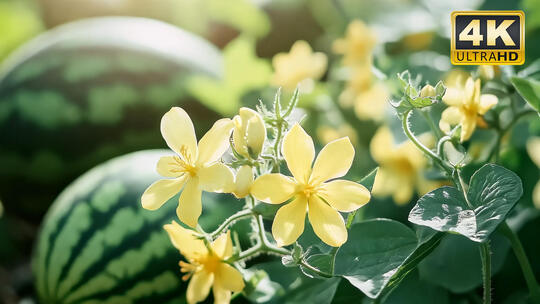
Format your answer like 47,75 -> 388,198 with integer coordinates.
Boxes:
334,219 -> 418,298
409,164 -> 523,242
511,76 -> 540,113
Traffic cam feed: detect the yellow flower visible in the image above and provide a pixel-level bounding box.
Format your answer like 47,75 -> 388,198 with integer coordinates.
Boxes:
164,221 -> 244,304
232,107 -> 266,158
526,137 -> 540,209
439,77 -> 498,142
233,165 -> 254,199
271,40 -> 327,92
339,64 -> 374,108
142,107 -> 235,228
370,127 -> 441,205
352,82 -> 389,121
333,20 -> 376,65
250,124 -> 370,247
316,124 -> 358,146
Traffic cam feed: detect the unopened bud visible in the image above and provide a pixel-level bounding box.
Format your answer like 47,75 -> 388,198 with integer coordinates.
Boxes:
419,84 -> 436,98
233,108 -> 266,159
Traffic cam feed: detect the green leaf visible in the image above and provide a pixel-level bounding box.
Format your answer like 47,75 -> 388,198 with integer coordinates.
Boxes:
358,167 -> 378,191
206,0 -> 270,38
247,261 -> 340,304
418,232 -> 510,293
384,270 -> 450,304
511,76 -> 540,113
334,219 -> 418,298
186,37 -> 272,115
409,96 -> 434,108
409,164 -> 523,242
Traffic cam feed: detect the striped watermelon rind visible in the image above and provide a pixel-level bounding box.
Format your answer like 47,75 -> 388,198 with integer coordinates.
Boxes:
34,150 -> 242,303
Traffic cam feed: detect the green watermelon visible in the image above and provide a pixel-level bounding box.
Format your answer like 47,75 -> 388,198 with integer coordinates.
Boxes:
0,17 -> 223,218
33,150 -> 242,304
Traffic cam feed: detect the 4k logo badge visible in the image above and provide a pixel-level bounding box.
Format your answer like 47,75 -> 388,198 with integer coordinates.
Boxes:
451,11 -> 525,65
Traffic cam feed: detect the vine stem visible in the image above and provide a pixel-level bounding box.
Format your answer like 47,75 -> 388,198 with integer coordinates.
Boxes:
499,222 -> 540,303
402,110 -> 452,174
480,242 -> 492,304
209,209 -> 254,239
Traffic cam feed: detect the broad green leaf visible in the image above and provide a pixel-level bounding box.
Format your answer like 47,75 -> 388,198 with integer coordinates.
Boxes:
334,219 -> 418,298
409,164 -> 523,242
247,261 -> 340,304
418,232 -> 510,293
511,76 -> 540,114
358,167 -> 378,191
186,37 -> 271,115
384,270 -> 450,304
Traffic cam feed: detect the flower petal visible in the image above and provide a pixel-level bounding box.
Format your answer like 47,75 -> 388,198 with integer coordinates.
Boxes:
250,174 -> 296,204
198,162 -> 235,193
318,180 -> 370,212
161,107 -> 198,159
177,178 -> 202,228
215,263 -> 245,292
310,137 -> 354,184
460,114 -> 477,142
478,94 -> 498,115
233,165 -> 254,198
163,221 -> 206,259
211,231 -> 233,259
442,87 -> 464,106
282,124 -> 314,183
213,283 -> 232,304
197,118 -> 234,165
439,106 -> 461,133
307,195 -> 347,247
156,156 -> 183,178
272,196 -> 307,247
141,177 -> 186,210
187,270 -> 214,304
463,77 -> 476,106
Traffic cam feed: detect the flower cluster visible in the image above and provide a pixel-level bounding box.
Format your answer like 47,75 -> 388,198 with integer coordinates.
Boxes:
334,20 -> 388,121
141,94 -> 371,303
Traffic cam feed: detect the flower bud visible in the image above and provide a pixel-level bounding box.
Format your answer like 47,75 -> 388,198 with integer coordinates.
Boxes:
419,84 -> 436,98
233,108 -> 266,159
478,65 -> 499,80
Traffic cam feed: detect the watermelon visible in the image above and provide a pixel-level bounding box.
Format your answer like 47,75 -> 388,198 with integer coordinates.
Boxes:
33,150 -> 242,304
0,17 -> 223,218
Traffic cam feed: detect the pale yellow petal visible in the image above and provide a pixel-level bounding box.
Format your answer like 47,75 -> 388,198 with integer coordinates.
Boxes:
250,174 -> 296,204
272,196 -> 307,247
197,118 -> 234,165
141,177 -> 186,210
533,182 -> 540,209
163,221 -> 206,259
233,115 -> 248,156
211,231 -> 233,259
177,178 -> 202,228
439,107 -> 462,133
245,114 -> 266,157
307,195 -> 347,247
282,124 -> 315,183
156,156 -> 183,178
460,115 -> 477,142
318,180 -> 370,212
310,137 -> 354,184
370,127 -> 394,163
215,263 -> 245,292
187,270 -> 214,304
478,94 -> 498,115
198,162 -> 235,193
213,283 -> 232,304
526,137 -> 540,166
161,107 -> 198,159
463,77 -> 476,106
393,180 -> 414,205
233,165 -> 254,198
442,87 -> 464,106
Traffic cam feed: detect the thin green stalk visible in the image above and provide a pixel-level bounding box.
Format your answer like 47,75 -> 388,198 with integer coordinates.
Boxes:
210,209 -> 253,238
299,260 -> 334,278
480,242 -> 492,304
402,110 -> 452,173
421,109 -> 443,139
499,222 -> 540,303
